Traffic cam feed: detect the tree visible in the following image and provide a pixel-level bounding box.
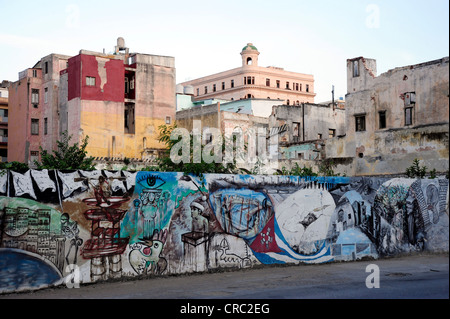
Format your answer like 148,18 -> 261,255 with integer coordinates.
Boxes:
154,123 -> 240,176
34,131 -> 95,170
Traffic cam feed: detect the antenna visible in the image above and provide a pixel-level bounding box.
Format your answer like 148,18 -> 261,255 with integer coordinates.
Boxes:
332,85 -> 335,110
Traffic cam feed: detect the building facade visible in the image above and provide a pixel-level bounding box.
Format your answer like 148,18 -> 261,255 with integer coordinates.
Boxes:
8,54 -> 71,165
176,97 -> 345,173
179,43 -> 316,105
326,56 -> 449,176
8,38 -> 176,165
269,103 -> 346,161
0,81 -> 10,162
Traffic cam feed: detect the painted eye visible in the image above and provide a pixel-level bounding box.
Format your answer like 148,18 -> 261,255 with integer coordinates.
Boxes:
153,242 -> 159,249
137,173 -> 166,189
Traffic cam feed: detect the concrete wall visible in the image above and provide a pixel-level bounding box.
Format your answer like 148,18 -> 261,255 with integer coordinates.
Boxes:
325,56 -> 449,176
0,170 -> 448,294
270,104 -> 345,145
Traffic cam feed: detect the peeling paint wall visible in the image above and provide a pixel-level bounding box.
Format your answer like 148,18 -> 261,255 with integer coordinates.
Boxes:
65,51 -> 176,159
270,104 -> 345,145
0,170 -> 448,294
326,57 -> 449,176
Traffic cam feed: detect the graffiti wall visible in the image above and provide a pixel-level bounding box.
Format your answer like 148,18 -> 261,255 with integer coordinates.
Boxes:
0,170 -> 448,293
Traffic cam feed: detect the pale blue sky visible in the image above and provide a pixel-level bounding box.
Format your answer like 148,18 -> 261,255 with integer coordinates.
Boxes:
0,0 -> 448,102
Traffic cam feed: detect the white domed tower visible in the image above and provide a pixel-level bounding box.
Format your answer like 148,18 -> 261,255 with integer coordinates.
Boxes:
241,43 -> 259,67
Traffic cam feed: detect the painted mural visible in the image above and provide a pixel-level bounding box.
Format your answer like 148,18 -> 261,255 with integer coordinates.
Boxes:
0,169 -> 448,293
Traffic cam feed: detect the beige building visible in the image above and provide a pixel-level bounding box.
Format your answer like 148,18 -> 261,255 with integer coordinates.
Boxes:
326,56 -> 449,176
179,43 -> 316,105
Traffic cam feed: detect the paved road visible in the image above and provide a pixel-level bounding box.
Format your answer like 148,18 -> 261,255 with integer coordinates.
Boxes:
1,253 -> 448,316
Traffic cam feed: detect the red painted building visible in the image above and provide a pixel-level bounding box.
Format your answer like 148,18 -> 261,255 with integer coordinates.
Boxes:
8,38 -> 176,165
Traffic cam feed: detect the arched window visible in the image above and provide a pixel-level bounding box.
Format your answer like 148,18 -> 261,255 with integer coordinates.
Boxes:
247,57 -> 253,65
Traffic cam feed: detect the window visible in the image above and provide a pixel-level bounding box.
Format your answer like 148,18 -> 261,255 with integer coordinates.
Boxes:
31,119 -> 39,135
405,107 -> 413,126
353,60 -> 360,77
204,86 -> 208,94
306,84 -> 310,93
379,111 -> 386,129
300,84 -> 302,91
124,103 -> 135,134
231,80 -> 234,88
404,92 -> 416,105
244,76 -> 254,85
125,77 -> 129,94
295,83 -> 299,91
329,129 -> 336,138
286,82 -> 290,89
293,122 -> 300,137
222,82 -> 225,90
31,89 -> 39,105
205,132 -> 213,144
196,88 -> 200,96
32,69 -> 38,77
44,88 -> 48,104
86,76 -> 96,86
165,116 -> 171,124
30,151 -> 39,163
44,62 -> 49,74
276,80 -> 280,88
213,84 -> 216,92
318,133 -> 322,139
287,99 -> 290,105
44,118 -> 48,135
355,115 -> 366,132
266,78 -> 270,87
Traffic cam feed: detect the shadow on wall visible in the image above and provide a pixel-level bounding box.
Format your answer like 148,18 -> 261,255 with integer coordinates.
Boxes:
0,169 -> 448,293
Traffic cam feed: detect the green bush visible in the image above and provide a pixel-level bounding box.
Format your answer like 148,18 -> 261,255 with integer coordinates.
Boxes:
34,131 -> 95,170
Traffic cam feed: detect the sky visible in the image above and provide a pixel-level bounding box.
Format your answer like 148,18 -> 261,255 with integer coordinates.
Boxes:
0,0 -> 448,102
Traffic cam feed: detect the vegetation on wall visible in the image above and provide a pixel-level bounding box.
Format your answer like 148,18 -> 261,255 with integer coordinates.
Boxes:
150,123 -> 241,176
0,161 -> 29,174
34,131 -> 95,170
275,159 -> 341,177
404,158 -> 443,179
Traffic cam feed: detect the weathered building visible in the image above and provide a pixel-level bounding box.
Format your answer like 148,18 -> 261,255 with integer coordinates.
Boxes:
8,38 -> 176,165
179,43 -> 316,105
176,97 -> 346,173
264,102 -> 345,173
326,56 -> 449,176
0,81 -> 10,162
8,54 -> 71,165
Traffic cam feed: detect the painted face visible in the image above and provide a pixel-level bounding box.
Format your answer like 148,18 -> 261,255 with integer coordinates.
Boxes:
141,240 -> 163,257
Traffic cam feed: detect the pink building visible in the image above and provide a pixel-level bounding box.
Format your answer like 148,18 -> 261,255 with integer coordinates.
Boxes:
8,54 -> 70,164
179,43 -> 316,105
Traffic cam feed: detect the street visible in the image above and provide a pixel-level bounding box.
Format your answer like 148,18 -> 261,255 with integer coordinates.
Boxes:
1,253 -> 447,301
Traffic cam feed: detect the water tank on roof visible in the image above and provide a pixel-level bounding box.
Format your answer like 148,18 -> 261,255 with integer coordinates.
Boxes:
117,37 -> 125,49
176,84 -> 184,94
184,85 -> 194,96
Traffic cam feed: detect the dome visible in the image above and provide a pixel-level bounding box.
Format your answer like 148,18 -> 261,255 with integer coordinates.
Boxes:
242,43 -> 258,52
